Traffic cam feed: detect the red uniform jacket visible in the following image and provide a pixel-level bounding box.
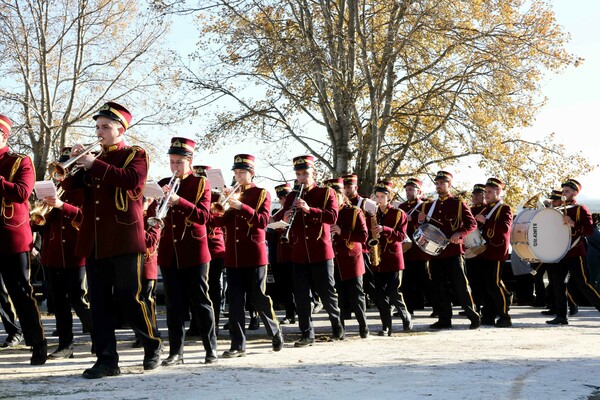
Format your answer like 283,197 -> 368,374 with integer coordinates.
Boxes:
61,141 -> 148,259
0,147 -> 34,254
467,203 -> 487,261
479,202 -> 512,261
333,204 -> 368,280
398,199 -> 430,262
143,208 -> 160,280
367,204 -> 408,272
271,208 -> 293,263
207,192 -> 225,259
212,183 -> 270,268
157,173 -> 211,269
274,183 -> 338,264
563,200 -> 593,258
420,195 -> 477,258
348,194 -> 369,254
39,188 -> 85,268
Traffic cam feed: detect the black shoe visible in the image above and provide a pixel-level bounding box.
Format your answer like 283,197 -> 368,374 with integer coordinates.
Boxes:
205,351 -> 218,364
294,337 -> 314,347
458,310 -> 466,316
332,324 -> 345,340
143,344 -> 162,371
541,309 -> 556,316
83,363 -> 121,379
481,318 -> 496,326
161,354 -> 184,367
31,339 -> 48,365
469,317 -> 481,330
1,333 -> 23,348
495,317 -> 512,328
48,345 -> 74,359
569,305 -> 579,316
359,327 -> 369,338
403,316 -> 413,332
392,311 -> 401,317
279,317 -> 296,325
546,317 -> 568,325
222,349 -> 246,358
429,311 -> 439,318
51,330 -> 59,337
272,330 -> 284,352
248,316 -> 260,331
377,327 -> 392,337
131,338 -> 142,348
430,321 -> 452,330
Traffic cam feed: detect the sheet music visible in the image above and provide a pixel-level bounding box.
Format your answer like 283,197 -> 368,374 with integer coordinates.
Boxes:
267,221 -> 289,230
33,181 -> 57,200
143,181 -> 165,199
391,200 -> 402,209
363,198 -> 377,215
207,169 -> 227,191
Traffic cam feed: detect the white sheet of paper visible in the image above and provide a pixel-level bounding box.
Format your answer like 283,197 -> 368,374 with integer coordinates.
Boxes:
267,220 -> 289,230
143,181 -> 165,199
363,198 -> 377,215
34,181 -> 57,200
391,200 -> 402,209
207,169 -> 227,191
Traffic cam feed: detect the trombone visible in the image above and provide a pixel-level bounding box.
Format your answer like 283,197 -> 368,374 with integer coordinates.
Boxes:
148,172 -> 181,229
48,139 -> 103,180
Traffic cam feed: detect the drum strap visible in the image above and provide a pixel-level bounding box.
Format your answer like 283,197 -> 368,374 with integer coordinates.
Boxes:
426,199 -> 437,221
408,201 -> 423,216
485,200 -> 503,220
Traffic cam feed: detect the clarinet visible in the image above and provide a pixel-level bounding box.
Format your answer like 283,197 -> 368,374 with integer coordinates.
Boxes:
280,184 -> 305,244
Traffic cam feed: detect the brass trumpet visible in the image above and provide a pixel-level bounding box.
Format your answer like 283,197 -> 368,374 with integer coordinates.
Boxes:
211,182 -> 242,215
48,139 -> 103,180
148,172 -> 181,229
30,187 -> 65,226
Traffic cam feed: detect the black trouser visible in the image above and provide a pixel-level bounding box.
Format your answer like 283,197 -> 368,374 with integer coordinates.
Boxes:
208,257 -> 225,327
465,257 -> 485,311
362,253 -> 376,305
86,252 -> 161,368
226,266 -> 279,351
162,263 -> 216,357
334,271 -> 367,330
293,259 -> 341,339
479,260 -> 511,321
373,271 -> 409,331
401,259 -> 432,313
429,256 -> 479,324
549,256 -> 600,319
533,263 -> 549,306
47,266 -> 93,348
0,252 -> 44,346
272,260 -> 296,319
0,273 -> 21,337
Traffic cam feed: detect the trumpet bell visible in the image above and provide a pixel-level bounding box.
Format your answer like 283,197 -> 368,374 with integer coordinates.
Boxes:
147,216 -> 165,229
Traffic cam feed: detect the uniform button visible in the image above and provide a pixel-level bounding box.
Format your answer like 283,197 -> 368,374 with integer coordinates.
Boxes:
95,201 -> 99,204
306,236 -> 309,239
95,217 -> 100,221
236,227 -> 239,230
172,224 -> 176,228
305,225 -> 308,228
61,226 -> 65,229
62,240 -> 66,243
174,239 -> 177,243
96,185 -> 100,188
236,239 -> 239,242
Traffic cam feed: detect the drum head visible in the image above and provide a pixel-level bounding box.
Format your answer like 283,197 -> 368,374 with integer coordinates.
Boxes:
525,208 -> 571,263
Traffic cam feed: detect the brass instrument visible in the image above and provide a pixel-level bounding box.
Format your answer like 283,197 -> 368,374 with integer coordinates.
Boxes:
280,183 -> 305,244
48,139 -> 103,180
148,172 -> 180,229
522,192 -> 545,210
211,182 -> 242,215
367,211 -> 381,267
30,187 -> 65,226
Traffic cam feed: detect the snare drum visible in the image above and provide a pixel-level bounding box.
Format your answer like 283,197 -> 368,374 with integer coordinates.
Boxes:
413,223 -> 449,256
463,229 -> 487,259
510,208 -> 571,263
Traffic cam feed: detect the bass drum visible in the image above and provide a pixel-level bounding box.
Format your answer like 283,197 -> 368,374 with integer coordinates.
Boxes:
463,229 -> 487,259
510,208 -> 571,263
413,223 -> 449,256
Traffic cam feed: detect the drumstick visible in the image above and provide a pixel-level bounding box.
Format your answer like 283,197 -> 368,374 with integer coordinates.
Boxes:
427,216 -> 443,225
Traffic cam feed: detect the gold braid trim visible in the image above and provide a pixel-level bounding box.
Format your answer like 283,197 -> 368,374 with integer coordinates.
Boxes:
247,188 -> 267,228
182,176 -> 206,239
451,199 -> 463,232
1,154 -> 24,219
317,187 -> 333,240
385,208 -> 404,247
115,147 -> 144,211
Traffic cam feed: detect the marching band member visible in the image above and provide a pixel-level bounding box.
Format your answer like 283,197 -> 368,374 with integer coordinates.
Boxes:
155,138 -> 218,366
398,178 -> 433,315
36,147 -> 93,358
62,102 -> 162,378
546,179 -> 600,325
274,155 -> 344,347
465,183 -> 486,315
270,182 -> 296,325
418,171 -> 480,330
327,178 -> 370,338
368,180 -> 412,335
0,114 -> 47,365
474,178 -> 513,327
212,154 -> 283,357
342,174 -> 376,306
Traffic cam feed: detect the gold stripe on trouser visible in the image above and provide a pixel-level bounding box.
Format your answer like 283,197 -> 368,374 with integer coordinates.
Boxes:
495,261 -> 508,313
260,267 -> 278,325
26,253 -> 45,335
566,290 -> 576,305
460,257 -> 476,306
577,256 -> 600,298
82,271 -> 91,308
135,253 -> 158,340
148,280 -> 157,326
